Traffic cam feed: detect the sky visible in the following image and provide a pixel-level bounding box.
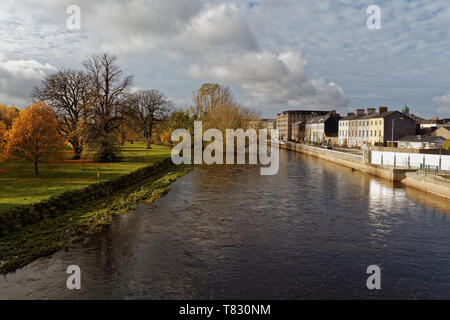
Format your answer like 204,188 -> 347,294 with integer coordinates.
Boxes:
0,0 -> 450,119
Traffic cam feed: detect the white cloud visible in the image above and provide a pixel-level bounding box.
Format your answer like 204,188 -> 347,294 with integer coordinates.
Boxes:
186,50 -> 349,112
0,0 -> 349,113
2,0 -> 450,117
0,53 -> 57,107
34,0 -> 258,55
432,92 -> 450,115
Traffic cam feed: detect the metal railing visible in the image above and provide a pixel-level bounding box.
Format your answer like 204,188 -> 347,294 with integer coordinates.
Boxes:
412,163 -> 450,182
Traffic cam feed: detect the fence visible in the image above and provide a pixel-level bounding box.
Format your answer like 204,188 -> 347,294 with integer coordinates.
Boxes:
412,165 -> 450,182
371,151 -> 450,171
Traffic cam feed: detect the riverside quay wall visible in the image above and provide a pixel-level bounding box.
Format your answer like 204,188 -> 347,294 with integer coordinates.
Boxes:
278,142 -> 415,182
402,172 -> 450,200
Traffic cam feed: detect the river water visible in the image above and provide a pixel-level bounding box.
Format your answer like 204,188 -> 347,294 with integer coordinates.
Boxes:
1,149 -> 449,299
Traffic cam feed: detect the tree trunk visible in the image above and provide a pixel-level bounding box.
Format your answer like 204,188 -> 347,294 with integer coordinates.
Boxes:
34,159 -> 39,175
71,139 -> 83,160
73,145 -> 82,160
145,138 -> 152,149
144,129 -> 152,149
145,126 -> 153,149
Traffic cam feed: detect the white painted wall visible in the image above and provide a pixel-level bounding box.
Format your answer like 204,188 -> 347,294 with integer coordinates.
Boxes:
371,151 -> 450,170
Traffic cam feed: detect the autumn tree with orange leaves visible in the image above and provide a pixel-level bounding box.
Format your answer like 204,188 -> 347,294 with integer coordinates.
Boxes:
6,102 -> 65,175
0,121 -> 7,159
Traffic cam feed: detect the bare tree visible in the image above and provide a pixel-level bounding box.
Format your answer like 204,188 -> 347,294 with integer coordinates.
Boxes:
191,83 -> 233,119
83,53 -> 133,161
125,90 -> 172,149
191,83 -> 257,131
32,69 -> 89,159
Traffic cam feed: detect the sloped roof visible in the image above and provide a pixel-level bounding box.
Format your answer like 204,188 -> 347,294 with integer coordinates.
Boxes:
278,110 -> 330,115
340,114 -> 356,121
421,119 -> 445,124
307,113 -> 332,124
396,135 -> 446,143
292,120 -> 305,126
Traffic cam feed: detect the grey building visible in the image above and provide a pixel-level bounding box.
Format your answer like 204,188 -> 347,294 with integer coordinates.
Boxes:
305,111 -> 341,144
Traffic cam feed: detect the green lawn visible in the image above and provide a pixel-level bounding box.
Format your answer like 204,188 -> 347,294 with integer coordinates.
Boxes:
0,143 -> 172,214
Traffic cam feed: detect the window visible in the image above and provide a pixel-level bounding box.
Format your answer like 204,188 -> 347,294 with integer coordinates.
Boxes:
374,131 -> 377,136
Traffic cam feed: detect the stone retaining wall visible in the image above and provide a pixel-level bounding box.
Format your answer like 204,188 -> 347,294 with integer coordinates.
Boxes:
402,173 -> 450,200
279,142 -> 415,181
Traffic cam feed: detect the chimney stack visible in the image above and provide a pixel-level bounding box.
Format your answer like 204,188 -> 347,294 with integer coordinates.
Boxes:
432,117 -> 438,121
367,108 -> 376,115
378,106 -> 388,113
356,109 -> 365,115
347,112 -> 355,117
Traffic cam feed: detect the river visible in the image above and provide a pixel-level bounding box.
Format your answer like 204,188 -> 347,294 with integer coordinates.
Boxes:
1,149 -> 449,299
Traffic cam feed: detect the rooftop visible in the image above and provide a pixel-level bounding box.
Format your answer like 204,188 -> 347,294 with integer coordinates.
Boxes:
277,110 -> 330,115
306,112 -> 340,124
292,120 -> 305,126
396,135 -> 446,143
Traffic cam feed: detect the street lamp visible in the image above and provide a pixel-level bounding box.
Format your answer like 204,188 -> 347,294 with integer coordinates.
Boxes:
391,117 -> 404,151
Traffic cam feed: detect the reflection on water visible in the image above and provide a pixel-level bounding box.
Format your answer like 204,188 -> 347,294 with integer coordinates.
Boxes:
0,149 -> 449,299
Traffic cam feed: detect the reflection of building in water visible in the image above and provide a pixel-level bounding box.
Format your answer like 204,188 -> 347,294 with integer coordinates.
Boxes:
366,179 -> 401,238
368,179 -> 398,212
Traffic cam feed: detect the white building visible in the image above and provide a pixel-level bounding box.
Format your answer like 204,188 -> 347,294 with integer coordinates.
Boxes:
395,135 -> 446,149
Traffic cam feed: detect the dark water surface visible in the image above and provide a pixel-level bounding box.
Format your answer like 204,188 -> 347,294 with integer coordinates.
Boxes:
1,149 -> 450,299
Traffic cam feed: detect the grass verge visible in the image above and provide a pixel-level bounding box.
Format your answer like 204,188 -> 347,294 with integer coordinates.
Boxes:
0,143 -> 172,214
0,165 -> 191,275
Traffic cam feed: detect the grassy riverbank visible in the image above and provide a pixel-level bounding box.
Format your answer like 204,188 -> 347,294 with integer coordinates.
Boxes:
0,165 -> 191,274
0,143 -> 171,214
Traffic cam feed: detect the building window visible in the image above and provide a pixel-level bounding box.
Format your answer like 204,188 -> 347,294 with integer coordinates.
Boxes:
374,131 -> 376,136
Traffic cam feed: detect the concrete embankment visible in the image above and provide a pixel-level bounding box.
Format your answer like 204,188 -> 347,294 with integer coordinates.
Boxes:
402,173 -> 450,200
278,142 -> 415,182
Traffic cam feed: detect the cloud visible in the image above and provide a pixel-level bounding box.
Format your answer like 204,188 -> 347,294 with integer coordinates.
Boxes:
432,92 -> 450,115
1,0 -> 349,114
0,53 -> 57,107
4,0 -> 450,117
35,0 -> 258,55
186,50 -> 350,112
